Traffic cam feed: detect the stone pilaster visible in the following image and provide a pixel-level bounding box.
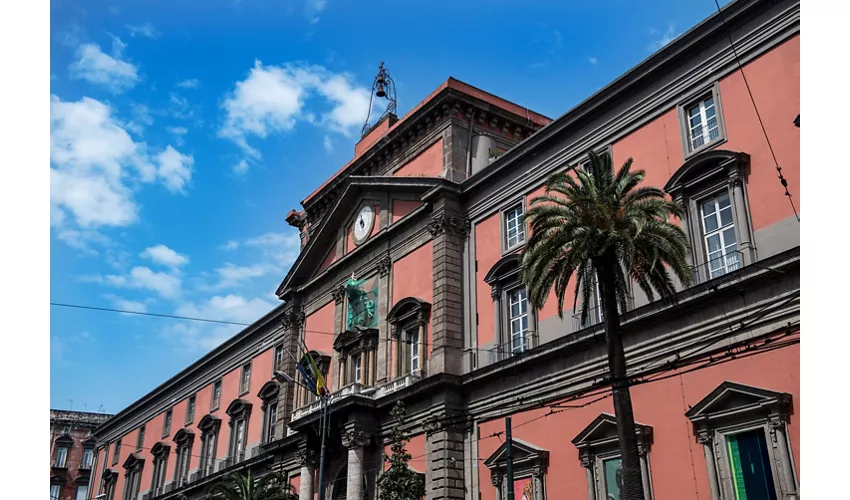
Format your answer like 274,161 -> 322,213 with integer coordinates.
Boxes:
428,207 -> 469,376
377,253 -> 392,384
442,117 -> 472,183
341,430 -> 370,500
697,430 -> 720,500
275,304 -> 304,436
424,413 -> 468,500
580,451 -> 596,500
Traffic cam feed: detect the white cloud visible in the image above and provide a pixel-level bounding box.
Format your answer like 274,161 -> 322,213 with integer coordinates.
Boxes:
213,263 -> 278,289
165,294 -> 277,351
219,61 -> 375,158
126,23 -> 161,39
56,228 -> 114,255
588,56 -> 598,65
105,266 -> 182,298
648,24 -> 678,52
176,78 -> 199,89
167,126 -> 188,136
232,159 -> 249,176
305,0 -> 328,24
220,240 -> 240,251
68,38 -> 139,92
140,244 -> 189,268
323,135 -> 333,153
156,146 -> 194,193
51,96 -> 192,234
108,296 -> 148,313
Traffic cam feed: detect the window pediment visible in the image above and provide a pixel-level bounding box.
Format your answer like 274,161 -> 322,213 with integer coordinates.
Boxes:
257,380 -> 281,402
387,297 -> 431,335
333,326 -> 379,353
173,428 -> 195,445
483,253 -> 521,286
122,452 -> 144,470
664,149 -> 749,197
484,437 -> 549,474
55,433 -> 74,445
50,474 -> 66,485
150,441 -> 171,456
225,398 -> 253,418
685,381 -> 792,425
198,414 -> 222,433
572,413 -> 653,451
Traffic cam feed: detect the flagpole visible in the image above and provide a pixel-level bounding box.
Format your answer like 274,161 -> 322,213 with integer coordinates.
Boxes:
317,392 -> 329,500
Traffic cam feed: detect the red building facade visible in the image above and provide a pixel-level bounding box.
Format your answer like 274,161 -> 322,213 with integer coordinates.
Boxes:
50,410 -> 112,500
89,1 -> 799,499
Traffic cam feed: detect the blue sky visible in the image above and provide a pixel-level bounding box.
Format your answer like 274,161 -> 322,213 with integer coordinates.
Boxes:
49,0 -> 729,414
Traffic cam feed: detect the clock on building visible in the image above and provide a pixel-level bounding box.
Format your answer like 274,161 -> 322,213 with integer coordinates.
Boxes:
353,204 -> 375,245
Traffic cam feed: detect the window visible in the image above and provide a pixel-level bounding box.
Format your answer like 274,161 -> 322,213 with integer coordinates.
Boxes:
265,402 -> 278,443
485,438 -> 549,500
173,429 -> 195,487
274,344 -> 285,372
664,150 -> 754,284
211,380 -> 222,411
240,362 -> 252,394
81,447 -> 94,469
353,355 -> 362,383
112,439 -> 121,465
678,84 -> 727,157
101,470 -> 118,500
51,484 -> 60,500
75,485 -> 87,500
387,297 -> 431,379
150,443 -> 170,494
572,414 -> 654,500
122,454 -> 144,500
136,425 -> 145,451
700,192 -> 741,279
162,409 -> 173,437
198,415 -> 222,478
186,395 -> 196,425
257,381 -> 281,444
226,399 -> 253,463
54,446 -> 69,467
409,329 -> 420,373
503,203 -> 525,250
507,287 -> 529,354
686,382 -> 798,500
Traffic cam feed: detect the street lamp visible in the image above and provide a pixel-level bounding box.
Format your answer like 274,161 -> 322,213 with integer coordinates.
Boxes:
273,371 -> 295,384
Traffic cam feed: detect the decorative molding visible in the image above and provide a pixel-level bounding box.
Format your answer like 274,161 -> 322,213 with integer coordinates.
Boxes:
427,212 -> 470,238
491,474 -> 503,487
580,452 -> 594,469
341,430 -> 370,449
280,308 -> 305,331
376,254 -> 392,277
490,284 -> 502,301
696,430 -> 713,445
296,448 -> 318,467
423,413 -> 470,436
532,465 -> 543,478
332,284 -> 346,304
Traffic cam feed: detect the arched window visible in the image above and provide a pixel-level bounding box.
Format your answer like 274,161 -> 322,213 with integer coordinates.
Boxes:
100,469 -> 117,500
257,381 -> 280,444
225,399 -> 253,465
149,442 -> 170,495
664,150 -> 755,283
121,453 -> 144,500
483,254 -> 537,363
197,414 -> 221,478
172,429 -> 194,487
386,297 -> 431,379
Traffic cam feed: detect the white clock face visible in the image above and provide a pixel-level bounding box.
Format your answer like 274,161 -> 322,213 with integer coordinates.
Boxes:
353,205 -> 375,244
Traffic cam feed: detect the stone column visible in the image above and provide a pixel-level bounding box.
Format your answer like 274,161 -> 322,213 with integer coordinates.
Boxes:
428,207 -> 469,376
581,452 -> 596,500
728,168 -> 754,265
424,413 -> 467,500
297,449 -> 317,500
697,430 -> 720,500
342,430 -> 370,500
491,284 -> 502,362
276,303 -> 304,435
531,466 -> 545,500
491,474 -> 503,500
769,416 -> 798,500
638,443 -> 652,500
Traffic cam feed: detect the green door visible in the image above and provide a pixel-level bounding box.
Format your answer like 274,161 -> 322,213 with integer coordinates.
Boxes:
726,429 -> 778,500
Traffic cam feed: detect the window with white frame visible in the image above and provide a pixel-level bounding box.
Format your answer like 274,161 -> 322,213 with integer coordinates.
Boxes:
75,485 -> 87,500
265,402 -> 278,443
81,447 -> 94,469
507,287 -> 529,353
54,446 -> 69,467
226,399 -> 252,463
410,329 -> 421,373
173,429 -> 194,487
198,415 -> 221,477
257,381 -> 280,444
387,297 -> 430,379
273,344 -> 285,372
51,484 -> 61,500
700,192 -> 741,279
503,204 -> 525,250
150,443 -> 169,493
353,354 -> 362,383
240,362 -> 252,394
678,85 -> 727,157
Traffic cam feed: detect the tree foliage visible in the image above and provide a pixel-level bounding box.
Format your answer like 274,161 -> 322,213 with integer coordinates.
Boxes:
377,402 -> 425,500
208,470 -> 298,500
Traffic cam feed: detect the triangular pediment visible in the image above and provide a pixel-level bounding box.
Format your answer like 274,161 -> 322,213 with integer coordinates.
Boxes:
277,176 -> 450,297
572,413 -> 652,448
484,438 -> 549,470
685,381 -> 791,422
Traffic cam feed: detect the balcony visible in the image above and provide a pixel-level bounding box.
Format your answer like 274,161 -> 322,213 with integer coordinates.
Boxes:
484,336 -> 530,365
692,250 -> 744,284
572,306 -> 604,332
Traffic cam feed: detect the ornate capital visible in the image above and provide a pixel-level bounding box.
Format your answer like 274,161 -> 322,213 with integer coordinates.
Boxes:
296,448 -> 317,467
332,284 -> 346,304
281,308 -> 305,331
580,451 -> 594,468
728,168 -> 743,188
428,212 -> 470,238
423,413 -> 470,435
696,430 -> 713,445
491,474 -> 503,487
532,465 -> 544,478
490,284 -> 502,300
768,415 -> 785,430
341,430 -> 370,449
376,254 -> 392,277
637,442 -> 649,458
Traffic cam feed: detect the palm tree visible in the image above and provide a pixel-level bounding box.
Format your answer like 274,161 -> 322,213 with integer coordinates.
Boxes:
208,470 -> 298,500
520,151 -> 691,500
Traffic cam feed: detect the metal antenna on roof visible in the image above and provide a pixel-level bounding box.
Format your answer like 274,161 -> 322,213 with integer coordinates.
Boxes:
361,61 -> 397,137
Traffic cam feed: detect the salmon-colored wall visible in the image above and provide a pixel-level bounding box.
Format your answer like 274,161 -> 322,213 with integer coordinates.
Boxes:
317,246 -> 337,275
188,383 -> 213,471
392,199 -> 423,223
245,347 -> 273,448
394,139 -> 443,177
346,203 -> 381,254
477,343 -> 799,500
306,301 -> 336,385
391,241 -> 434,367
383,433 -> 427,472
718,35 -> 800,230
611,109 -> 683,191
217,368 -> 241,459
289,473 -> 301,494
475,213 -> 501,346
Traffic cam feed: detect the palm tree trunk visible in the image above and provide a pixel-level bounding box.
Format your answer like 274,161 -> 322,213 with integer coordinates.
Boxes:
599,254 -> 645,500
